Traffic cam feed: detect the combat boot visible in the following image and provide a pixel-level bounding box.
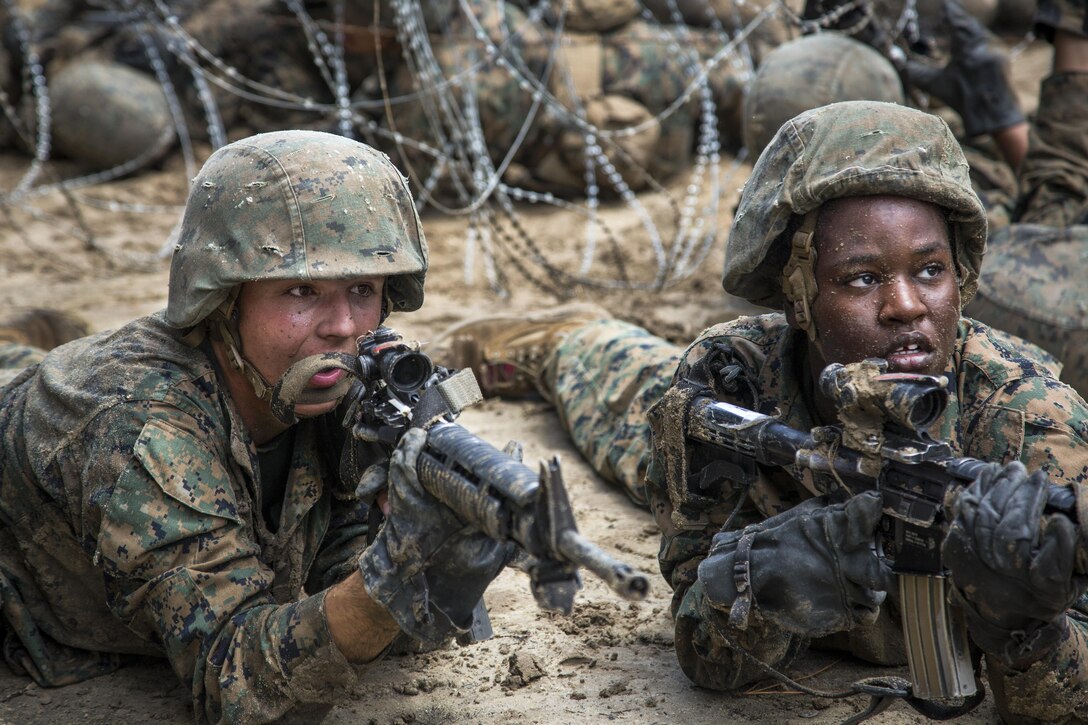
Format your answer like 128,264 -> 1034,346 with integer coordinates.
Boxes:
0,308 -> 91,350
430,303 -> 610,398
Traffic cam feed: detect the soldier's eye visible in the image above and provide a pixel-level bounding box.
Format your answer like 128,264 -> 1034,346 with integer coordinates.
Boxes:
846,273 -> 878,288
918,263 -> 945,279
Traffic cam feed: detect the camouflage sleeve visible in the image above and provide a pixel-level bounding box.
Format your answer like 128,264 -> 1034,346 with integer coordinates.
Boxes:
985,604 -> 1088,724
964,376 -> 1088,722
644,332 -> 807,690
963,373 -> 1088,486
91,408 -> 364,723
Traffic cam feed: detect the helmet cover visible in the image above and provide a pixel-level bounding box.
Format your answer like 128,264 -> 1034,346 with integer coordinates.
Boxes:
167,130 -> 428,329
725,100 -> 987,309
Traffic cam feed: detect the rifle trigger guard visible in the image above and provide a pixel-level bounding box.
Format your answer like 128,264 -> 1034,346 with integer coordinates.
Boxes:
728,531 -> 756,630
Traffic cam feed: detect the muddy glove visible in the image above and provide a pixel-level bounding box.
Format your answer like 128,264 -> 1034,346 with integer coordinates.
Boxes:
357,427 -> 511,648
943,461 -> 1085,668
901,0 -> 1024,137
698,491 -> 892,637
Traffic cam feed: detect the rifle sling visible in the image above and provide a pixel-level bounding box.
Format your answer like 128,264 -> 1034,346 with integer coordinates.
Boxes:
846,674 -> 986,723
413,368 -> 483,428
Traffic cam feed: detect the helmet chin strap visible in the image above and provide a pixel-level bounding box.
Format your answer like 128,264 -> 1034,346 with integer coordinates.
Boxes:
268,352 -> 359,425
211,295 -> 358,426
781,211 -> 820,343
207,291 -> 269,401
213,312 -> 274,403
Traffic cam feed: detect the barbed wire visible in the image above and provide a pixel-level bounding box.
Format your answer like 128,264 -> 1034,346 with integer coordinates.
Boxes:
0,0 -> 1035,294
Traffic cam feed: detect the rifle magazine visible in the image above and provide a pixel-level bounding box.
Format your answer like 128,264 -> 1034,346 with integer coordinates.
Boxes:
898,573 -> 977,701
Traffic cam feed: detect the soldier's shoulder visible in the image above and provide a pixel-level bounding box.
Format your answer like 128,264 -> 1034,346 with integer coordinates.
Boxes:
959,318 -> 1087,420
691,313 -> 788,349
959,317 -> 1064,386
30,313 -> 224,433
679,313 -> 789,380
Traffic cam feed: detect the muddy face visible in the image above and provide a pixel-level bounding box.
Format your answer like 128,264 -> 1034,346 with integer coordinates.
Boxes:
806,195 -> 960,378
236,276 -> 385,418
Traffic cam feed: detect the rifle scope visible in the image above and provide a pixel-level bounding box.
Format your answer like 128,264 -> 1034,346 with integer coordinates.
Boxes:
357,326 -> 434,394
820,360 -> 948,433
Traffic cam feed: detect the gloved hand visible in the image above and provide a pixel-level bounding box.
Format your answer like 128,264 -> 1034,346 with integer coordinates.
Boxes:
943,461 -> 1085,667
698,491 -> 892,637
357,427 -> 511,648
901,0 -> 1024,137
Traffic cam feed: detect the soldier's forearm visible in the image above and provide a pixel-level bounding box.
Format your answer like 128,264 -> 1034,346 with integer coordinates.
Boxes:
325,570 -> 402,663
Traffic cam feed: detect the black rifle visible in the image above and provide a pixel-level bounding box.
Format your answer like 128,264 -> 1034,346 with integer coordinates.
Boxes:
341,326 -> 650,616
682,358 -> 1077,705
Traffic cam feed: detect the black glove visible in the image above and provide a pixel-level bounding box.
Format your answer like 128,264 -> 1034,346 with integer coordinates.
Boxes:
902,0 -> 1024,137
698,491 -> 892,637
943,461 -> 1085,667
357,427 -> 511,648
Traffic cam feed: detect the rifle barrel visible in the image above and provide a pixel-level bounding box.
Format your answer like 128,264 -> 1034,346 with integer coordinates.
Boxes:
557,529 -> 650,601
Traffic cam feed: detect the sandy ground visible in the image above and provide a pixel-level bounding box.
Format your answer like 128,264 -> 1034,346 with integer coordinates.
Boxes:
0,35 -> 1054,725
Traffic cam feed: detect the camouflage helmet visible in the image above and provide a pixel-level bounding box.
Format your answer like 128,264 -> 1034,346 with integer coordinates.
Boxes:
742,32 -> 905,158
166,130 -> 428,329
724,100 -> 987,309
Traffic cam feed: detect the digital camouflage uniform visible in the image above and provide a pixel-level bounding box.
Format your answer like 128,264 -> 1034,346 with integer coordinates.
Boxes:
0,318 -> 373,722
541,316 -> 1087,720
0,130 -> 430,723
0,343 -> 46,387
543,319 -> 680,507
541,96 -> 1088,722
644,314 -> 1088,721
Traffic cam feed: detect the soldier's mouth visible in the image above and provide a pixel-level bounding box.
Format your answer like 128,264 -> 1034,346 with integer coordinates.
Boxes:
309,367 -> 346,388
884,333 -> 935,373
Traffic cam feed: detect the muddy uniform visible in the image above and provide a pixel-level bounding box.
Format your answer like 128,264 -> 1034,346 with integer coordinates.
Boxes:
527,14 -> 1088,720
543,307 -> 1066,500
0,343 -> 47,385
541,309 -> 1088,718
0,314 -> 378,723
542,319 -> 679,507
641,314 -> 1088,720
546,45 -> 1088,492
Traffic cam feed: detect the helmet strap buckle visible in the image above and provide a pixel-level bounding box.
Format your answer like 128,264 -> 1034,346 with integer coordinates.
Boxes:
212,311 -> 274,404
782,211 -> 819,342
